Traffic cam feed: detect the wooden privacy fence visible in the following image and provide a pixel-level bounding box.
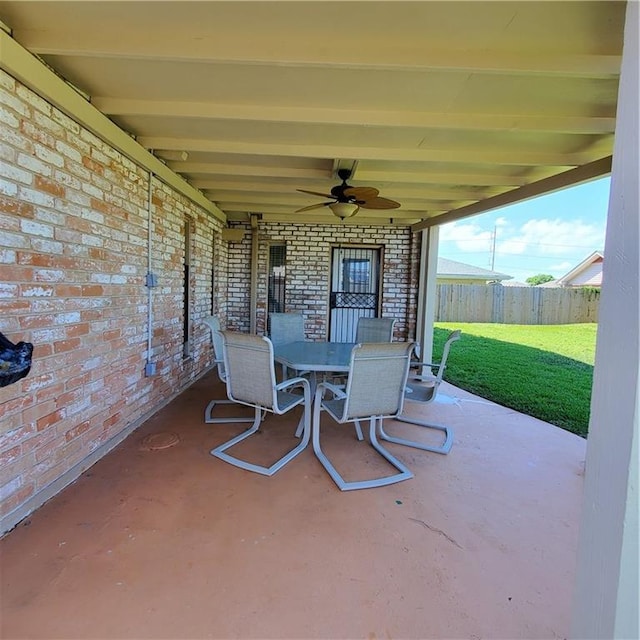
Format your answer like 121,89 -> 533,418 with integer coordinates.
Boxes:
436,284 -> 600,324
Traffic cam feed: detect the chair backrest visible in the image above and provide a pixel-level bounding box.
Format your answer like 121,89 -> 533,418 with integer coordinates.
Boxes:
406,330 -> 461,405
221,331 -> 277,409
269,312 -> 306,346
355,317 -> 396,343
431,329 -> 462,383
340,341 -> 414,420
204,315 -> 226,381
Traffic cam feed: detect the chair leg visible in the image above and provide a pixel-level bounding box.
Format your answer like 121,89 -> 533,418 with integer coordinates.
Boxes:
204,398 -> 255,424
210,400 -> 311,476
312,403 -> 413,491
377,414 -> 454,455
294,371 -> 318,438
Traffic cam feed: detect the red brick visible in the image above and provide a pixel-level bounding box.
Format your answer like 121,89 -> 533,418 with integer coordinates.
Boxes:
0,195 -> 34,217
81,285 -> 104,297
66,323 -> 90,338
35,175 -> 66,198
82,156 -> 104,174
53,338 -> 81,354
64,420 -> 90,442
35,381 -> 65,404
54,285 -> 83,297
0,445 -> 22,466
36,409 -> 65,432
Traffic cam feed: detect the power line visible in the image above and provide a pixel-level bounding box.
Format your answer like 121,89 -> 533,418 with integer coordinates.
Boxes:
441,238 -> 601,249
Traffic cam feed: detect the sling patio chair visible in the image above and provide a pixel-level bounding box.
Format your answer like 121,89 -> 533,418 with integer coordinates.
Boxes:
269,312 -> 309,378
312,341 -> 416,491
203,316 -> 254,425
210,331 -> 311,476
354,316 -> 396,343
327,315 -> 397,386
378,329 -> 462,455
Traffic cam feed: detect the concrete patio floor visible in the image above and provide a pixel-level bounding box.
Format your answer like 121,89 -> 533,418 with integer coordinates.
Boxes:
0,370 -> 587,639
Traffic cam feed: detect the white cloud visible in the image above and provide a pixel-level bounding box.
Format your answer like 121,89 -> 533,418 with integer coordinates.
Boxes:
497,218 -> 603,257
495,216 -> 509,227
440,221 -> 492,252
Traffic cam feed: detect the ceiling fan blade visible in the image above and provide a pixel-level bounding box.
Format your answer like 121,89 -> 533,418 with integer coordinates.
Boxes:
294,202 -> 332,213
358,196 -> 401,210
343,186 -> 379,200
297,189 -> 335,199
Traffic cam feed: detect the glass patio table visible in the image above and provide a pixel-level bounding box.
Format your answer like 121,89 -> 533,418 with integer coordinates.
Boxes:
273,340 -> 356,435
273,341 -> 356,376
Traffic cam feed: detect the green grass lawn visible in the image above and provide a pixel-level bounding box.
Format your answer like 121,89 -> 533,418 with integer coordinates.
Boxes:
433,323 -> 598,437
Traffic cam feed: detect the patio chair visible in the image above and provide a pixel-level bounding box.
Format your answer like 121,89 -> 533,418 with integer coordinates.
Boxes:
203,316 -> 254,425
312,341 -> 415,491
210,331 -> 311,476
327,316 -> 397,387
355,316 -> 396,343
269,312 -> 308,378
378,329 -> 462,455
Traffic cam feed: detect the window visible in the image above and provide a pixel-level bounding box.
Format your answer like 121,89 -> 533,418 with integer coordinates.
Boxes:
211,232 -> 217,316
268,245 -> 286,314
183,220 -> 191,357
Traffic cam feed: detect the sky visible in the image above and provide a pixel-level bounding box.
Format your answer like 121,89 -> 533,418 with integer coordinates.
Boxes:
439,176 -> 610,283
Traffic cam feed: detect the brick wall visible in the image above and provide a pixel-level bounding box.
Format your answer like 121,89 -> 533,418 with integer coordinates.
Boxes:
0,71 -> 223,529
226,221 -> 420,341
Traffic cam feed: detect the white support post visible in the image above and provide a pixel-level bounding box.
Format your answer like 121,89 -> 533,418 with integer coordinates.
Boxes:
416,227 -> 439,362
571,2 -> 639,638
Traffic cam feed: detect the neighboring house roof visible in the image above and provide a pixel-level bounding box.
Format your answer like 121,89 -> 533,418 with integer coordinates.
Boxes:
437,258 -> 512,282
556,250 -> 604,287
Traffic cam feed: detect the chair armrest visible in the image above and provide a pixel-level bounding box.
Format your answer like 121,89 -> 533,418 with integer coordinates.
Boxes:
317,381 -> 347,399
410,360 -> 441,369
276,376 -> 310,392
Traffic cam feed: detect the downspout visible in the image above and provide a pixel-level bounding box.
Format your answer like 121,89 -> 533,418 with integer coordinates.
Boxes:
249,214 -> 259,334
145,171 -> 157,376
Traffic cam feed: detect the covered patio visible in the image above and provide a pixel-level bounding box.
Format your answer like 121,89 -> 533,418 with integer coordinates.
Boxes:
1,373 -> 586,639
0,2 -> 637,638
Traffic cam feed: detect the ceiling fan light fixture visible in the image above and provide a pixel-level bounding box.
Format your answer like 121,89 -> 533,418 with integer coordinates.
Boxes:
329,202 -> 359,218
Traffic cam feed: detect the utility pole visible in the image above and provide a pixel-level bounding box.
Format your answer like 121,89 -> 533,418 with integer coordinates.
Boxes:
490,224 -> 497,270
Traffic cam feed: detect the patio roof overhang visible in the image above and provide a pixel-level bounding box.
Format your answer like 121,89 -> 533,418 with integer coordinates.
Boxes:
0,1 -> 625,228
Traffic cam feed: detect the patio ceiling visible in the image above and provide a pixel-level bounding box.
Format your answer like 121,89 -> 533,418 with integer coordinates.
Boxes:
0,1 -> 625,228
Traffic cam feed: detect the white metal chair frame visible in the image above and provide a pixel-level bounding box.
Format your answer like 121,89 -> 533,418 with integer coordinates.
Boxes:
379,329 -> 462,455
210,331 -> 311,476
203,316 -> 254,425
312,341 -> 415,491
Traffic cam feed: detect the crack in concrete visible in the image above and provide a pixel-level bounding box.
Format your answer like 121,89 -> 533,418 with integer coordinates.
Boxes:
408,517 -> 464,549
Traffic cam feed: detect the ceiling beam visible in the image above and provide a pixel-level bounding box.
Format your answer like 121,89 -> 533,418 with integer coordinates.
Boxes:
139,136 -> 602,167
411,156 -> 613,231
258,213 -> 421,227
177,164 -> 531,187
166,163 -> 332,180
217,200 -> 429,218
92,98 -> 615,134
17,31 -> 620,78
354,169 -> 530,187
192,180 -> 504,200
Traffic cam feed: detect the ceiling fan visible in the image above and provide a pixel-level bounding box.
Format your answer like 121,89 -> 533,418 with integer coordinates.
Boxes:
295,168 -> 401,218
